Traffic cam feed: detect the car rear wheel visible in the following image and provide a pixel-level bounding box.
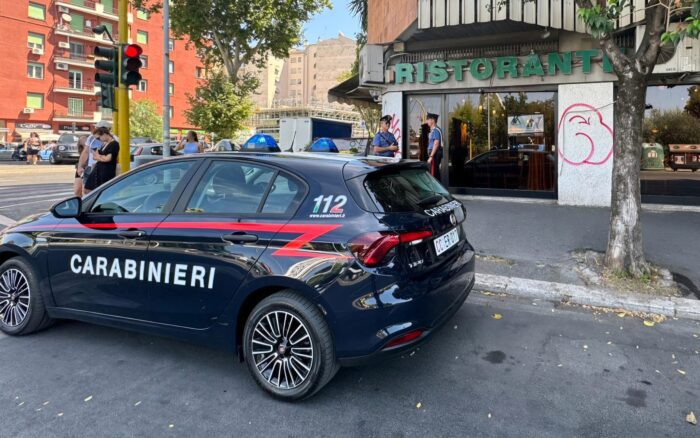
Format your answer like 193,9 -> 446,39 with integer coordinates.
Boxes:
0,258 -> 53,336
243,291 -> 338,401
49,154 -> 56,164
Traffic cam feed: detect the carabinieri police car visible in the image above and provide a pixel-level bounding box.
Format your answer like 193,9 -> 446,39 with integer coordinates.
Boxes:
0,153 -> 475,400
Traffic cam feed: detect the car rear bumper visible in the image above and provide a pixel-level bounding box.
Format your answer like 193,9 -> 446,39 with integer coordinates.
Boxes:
53,152 -> 80,162
334,240 -> 476,366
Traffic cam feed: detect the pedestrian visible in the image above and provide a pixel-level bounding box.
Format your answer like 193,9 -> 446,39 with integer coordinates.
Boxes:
74,135 -> 88,197
426,113 -> 443,181
176,131 -> 204,154
83,127 -> 119,192
372,115 -> 400,157
24,132 -> 40,165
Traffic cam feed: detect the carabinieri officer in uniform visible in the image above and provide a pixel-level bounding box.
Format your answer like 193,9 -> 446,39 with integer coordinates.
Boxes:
426,112 -> 443,182
372,115 -> 399,157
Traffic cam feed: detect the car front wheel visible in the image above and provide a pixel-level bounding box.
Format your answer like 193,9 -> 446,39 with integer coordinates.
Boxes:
49,154 -> 56,164
0,258 -> 53,336
243,291 -> 338,401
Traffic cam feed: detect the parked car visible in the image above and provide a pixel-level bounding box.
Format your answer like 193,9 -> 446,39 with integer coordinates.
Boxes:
38,145 -> 56,162
130,137 -> 157,146
52,134 -> 82,164
130,143 -> 180,168
209,139 -> 239,152
0,144 -> 16,161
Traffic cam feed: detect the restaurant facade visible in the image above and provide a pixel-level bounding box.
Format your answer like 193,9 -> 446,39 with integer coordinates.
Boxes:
332,0 -> 700,206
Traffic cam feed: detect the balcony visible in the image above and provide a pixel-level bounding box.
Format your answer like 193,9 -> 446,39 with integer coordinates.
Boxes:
53,111 -> 98,123
55,1 -> 133,23
54,23 -> 116,45
53,79 -> 97,96
54,50 -> 95,69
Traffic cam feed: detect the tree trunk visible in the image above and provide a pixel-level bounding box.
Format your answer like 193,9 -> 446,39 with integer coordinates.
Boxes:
604,73 -> 649,277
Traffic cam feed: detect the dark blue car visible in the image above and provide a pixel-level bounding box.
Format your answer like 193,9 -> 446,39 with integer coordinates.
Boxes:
0,153 -> 475,400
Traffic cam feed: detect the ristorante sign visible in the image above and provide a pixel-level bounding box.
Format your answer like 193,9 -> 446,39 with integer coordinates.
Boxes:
394,49 -> 614,84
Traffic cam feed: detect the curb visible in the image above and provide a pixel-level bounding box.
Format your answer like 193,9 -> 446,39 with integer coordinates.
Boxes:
475,273 -> 700,321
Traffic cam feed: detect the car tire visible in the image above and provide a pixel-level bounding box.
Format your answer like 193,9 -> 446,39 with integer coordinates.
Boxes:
0,258 -> 54,336
243,291 -> 339,401
49,154 -> 56,164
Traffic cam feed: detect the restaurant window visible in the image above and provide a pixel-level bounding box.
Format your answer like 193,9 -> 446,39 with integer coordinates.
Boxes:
406,95 -> 441,161
642,85 -> 700,202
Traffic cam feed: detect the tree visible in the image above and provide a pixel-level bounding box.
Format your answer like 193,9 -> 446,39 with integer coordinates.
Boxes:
685,85 -> 700,118
184,72 -> 254,139
130,99 -> 163,141
643,109 -> 700,145
571,0 -> 700,277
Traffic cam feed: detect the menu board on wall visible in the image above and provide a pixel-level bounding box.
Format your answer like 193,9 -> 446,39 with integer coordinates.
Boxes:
508,114 -> 544,135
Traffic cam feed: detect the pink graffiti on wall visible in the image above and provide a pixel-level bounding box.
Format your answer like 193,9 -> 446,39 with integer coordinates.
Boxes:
389,113 -> 402,143
558,103 -> 613,166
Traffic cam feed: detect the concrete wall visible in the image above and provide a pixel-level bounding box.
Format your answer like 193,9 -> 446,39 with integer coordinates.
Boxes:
557,82 -> 614,207
368,0 -> 417,44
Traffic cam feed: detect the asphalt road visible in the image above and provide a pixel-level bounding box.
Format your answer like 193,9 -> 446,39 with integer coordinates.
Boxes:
0,164 -> 75,223
0,294 -> 698,437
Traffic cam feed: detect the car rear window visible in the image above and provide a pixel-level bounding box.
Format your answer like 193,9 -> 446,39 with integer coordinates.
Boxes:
58,134 -> 80,144
364,168 -> 450,213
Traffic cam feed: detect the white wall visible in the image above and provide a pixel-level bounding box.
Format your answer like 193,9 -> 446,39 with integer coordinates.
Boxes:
381,92 -> 404,155
557,82 -> 614,206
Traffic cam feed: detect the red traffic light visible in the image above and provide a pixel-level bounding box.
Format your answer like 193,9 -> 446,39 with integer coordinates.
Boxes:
123,44 -> 142,58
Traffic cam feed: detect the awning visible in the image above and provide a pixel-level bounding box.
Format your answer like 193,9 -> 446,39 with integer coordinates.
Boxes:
16,130 -> 55,140
328,75 -> 381,108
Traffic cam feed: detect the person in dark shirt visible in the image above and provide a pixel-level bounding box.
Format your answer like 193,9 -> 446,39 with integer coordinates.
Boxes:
372,115 -> 399,157
84,127 -> 119,191
426,113 -> 443,181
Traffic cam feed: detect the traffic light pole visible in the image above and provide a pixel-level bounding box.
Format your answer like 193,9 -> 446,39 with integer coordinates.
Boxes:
117,0 -> 130,173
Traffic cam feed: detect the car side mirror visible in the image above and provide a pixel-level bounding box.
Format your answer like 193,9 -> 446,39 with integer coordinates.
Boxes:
51,196 -> 82,218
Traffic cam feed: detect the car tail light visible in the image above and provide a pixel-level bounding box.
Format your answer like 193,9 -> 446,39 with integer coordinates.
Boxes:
349,230 -> 432,267
383,329 -> 423,349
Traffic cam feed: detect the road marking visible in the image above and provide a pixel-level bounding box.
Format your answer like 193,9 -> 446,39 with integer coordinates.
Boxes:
0,214 -> 15,227
0,193 -> 73,209
0,191 -> 74,202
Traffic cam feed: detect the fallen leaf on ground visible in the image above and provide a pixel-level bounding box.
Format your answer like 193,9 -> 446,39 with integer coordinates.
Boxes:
492,313 -> 502,320
84,396 -> 93,402
617,312 -> 627,318
677,369 -> 686,376
168,424 -> 174,429
643,320 -> 655,327
134,401 -> 142,407
687,411 -> 697,425
57,413 -> 64,417
416,402 -> 422,409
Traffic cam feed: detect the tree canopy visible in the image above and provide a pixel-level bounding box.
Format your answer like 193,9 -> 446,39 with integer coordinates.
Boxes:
130,99 -> 163,141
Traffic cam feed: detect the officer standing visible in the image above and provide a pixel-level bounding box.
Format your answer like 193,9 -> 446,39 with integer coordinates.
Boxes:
372,115 -> 399,157
426,113 -> 443,181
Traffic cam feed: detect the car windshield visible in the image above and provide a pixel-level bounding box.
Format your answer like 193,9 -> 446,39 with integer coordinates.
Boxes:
364,167 -> 450,213
131,137 -> 152,145
58,134 -> 80,144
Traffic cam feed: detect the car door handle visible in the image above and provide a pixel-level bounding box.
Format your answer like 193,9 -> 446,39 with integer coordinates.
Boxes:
222,232 -> 258,244
118,229 -> 146,239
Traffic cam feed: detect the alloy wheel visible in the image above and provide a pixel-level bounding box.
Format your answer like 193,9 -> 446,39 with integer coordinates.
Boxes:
0,269 -> 31,327
251,310 -> 314,390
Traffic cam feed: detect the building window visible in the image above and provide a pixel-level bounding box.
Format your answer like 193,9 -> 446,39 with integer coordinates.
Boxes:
69,13 -> 84,32
27,32 -> 44,50
168,39 -> 174,51
137,30 -> 148,44
169,83 -> 174,95
69,71 -> 83,89
138,80 -> 147,92
137,9 -> 149,20
26,93 -> 43,109
69,42 -> 84,57
103,22 -> 113,36
27,63 -> 44,79
169,107 -> 174,119
195,66 -> 204,78
67,98 -> 84,116
28,2 -> 45,20
140,55 -> 148,68
169,61 -> 174,74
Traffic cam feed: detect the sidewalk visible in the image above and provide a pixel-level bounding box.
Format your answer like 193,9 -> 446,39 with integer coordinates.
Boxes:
458,196 -> 700,317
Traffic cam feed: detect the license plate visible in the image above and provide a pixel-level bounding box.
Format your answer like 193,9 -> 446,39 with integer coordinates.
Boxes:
433,228 -> 459,256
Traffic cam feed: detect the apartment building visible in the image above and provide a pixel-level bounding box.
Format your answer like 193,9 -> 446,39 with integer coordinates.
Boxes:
0,0 -> 203,143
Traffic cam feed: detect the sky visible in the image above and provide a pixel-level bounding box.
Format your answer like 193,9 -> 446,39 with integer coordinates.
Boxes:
301,0 -> 361,44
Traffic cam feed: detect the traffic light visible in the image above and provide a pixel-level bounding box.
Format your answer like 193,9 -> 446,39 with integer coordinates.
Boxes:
94,46 -> 117,109
120,44 -> 143,86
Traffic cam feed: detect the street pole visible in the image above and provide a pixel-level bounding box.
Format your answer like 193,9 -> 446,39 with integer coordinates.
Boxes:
117,0 -> 130,172
162,0 -> 171,156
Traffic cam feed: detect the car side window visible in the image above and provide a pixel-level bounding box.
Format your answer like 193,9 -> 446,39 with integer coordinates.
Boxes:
262,173 -> 303,214
184,161 -> 276,214
90,161 -> 194,214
